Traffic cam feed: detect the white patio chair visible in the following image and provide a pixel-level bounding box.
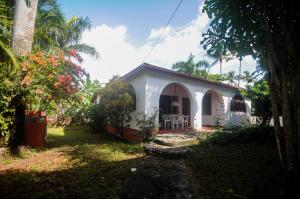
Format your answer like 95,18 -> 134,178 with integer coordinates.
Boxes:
178,115 -> 185,129
183,116 -> 189,129
162,115 -> 172,130
171,115 -> 180,130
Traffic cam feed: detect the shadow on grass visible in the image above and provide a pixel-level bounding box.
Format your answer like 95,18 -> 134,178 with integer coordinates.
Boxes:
186,130 -> 287,199
0,126 -> 144,199
45,126 -> 142,154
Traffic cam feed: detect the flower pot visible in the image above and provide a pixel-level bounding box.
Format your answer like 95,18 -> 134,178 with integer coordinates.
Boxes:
24,111 -> 47,148
145,127 -> 158,138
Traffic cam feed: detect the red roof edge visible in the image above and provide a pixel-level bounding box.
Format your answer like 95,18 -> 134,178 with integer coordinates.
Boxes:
122,63 -> 241,90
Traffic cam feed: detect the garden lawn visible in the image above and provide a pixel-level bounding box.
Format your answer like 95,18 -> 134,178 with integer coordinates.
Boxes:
186,130 -> 286,199
0,126 -> 144,199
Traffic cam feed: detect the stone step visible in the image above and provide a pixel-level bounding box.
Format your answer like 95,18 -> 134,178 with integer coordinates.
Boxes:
154,132 -> 199,147
144,142 -> 191,159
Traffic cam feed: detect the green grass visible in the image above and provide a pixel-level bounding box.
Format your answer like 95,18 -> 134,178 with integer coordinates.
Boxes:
0,126 -> 144,199
186,129 -> 286,199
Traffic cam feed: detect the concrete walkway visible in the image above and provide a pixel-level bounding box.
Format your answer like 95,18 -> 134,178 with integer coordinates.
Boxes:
121,132 -> 199,199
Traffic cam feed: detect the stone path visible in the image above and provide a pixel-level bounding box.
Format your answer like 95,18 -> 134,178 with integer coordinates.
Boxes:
121,156 -> 192,199
121,132 -> 199,199
154,132 -> 199,147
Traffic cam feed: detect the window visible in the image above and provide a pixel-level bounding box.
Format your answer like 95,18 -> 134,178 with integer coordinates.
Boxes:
230,94 -> 246,112
202,93 -> 212,115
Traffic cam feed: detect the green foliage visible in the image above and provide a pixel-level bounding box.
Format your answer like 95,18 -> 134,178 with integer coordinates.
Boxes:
136,108 -> 159,138
33,0 -> 99,59
0,78 -> 14,144
241,79 -> 272,126
65,78 -> 102,125
86,103 -> 107,133
187,127 -> 285,199
95,77 -> 135,137
207,73 -> 227,82
205,125 -> 275,146
172,54 -> 210,78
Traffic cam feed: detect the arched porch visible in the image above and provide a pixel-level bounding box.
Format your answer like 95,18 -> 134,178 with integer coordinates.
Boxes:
158,83 -> 192,132
202,90 -> 225,128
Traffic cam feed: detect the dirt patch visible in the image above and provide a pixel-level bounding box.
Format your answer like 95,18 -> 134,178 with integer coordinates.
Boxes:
0,147 -> 71,172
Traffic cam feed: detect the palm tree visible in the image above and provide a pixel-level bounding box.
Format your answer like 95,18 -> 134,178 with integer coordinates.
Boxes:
172,54 -> 210,78
55,16 -> 98,59
242,70 -> 263,85
237,57 -> 242,86
33,0 -> 65,51
11,0 -> 39,56
0,0 -> 17,66
33,0 -> 99,59
172,54 -> 196,75
226,71 -> 237,85
207,49 -> 233,75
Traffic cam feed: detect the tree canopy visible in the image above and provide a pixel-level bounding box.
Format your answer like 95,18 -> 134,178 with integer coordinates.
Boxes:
202,0 -> 300,184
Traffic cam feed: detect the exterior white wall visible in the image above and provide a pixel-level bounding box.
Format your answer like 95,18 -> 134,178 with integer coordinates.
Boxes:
127,74 -> 146,129
126,71 -> 251,130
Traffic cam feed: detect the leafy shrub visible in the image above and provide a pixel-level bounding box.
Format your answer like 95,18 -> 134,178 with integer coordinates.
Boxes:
0,77 -> 14,146
86,77 -> 135,137
136,108 -> 159,139
99,77 -> 135,138
205,125 -> 275,146
86,103 -> 107,133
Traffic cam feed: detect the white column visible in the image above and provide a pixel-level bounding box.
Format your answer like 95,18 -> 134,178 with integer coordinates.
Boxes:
192,92 -> 204,130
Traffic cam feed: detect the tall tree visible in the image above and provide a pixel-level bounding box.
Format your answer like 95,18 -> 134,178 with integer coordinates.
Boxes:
202,0 -> 300,188
172,54 -> 210,78
226,71 -> 236,85
11,0 -> 38,56
33,0 -> 99,58
206,48 -> 232,74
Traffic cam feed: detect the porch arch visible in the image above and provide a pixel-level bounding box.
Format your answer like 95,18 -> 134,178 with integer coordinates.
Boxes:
158,82 -> 194,130
201,89 -> 225,127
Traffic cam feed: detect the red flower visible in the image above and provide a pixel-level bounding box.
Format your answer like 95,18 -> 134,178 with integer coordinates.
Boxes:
21,75 -> 32,86
54,81 -> 61,88
68,49 -> 77,57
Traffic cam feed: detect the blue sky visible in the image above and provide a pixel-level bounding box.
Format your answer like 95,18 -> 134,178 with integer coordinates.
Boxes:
57,0 -> 256,84
57,0 -> 200,45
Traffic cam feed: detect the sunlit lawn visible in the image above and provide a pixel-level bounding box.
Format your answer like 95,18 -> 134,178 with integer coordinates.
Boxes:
0,126 -> 144,199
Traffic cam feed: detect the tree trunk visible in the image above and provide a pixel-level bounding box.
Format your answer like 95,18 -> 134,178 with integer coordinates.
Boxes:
281,66 -> 299,177
55,101 -> 62,127
238,58 -> 242,86
11,0 -> 39,56
219,58 -> 222,74
8,0 -> 39,150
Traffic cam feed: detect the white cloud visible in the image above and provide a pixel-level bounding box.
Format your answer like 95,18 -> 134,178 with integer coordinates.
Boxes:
81,3 -> 257,83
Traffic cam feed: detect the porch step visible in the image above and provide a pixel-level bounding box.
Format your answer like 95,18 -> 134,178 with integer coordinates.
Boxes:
144,142 -> 191,159
154,132 -> 199,147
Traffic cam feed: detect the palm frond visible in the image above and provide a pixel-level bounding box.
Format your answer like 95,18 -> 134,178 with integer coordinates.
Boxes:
65,17 -> 92,45
0,39 -> 19,70
68,44 -> 99,58
196,60 -> 210,69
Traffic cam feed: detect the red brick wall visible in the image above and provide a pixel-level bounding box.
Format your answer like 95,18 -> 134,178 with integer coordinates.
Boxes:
106,125 -> 143,143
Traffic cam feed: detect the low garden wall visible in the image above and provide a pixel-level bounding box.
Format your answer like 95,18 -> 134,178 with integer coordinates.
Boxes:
106,125 -> 143,143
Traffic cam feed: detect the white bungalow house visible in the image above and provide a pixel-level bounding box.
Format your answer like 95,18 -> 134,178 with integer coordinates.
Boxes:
122,63 -> 251,132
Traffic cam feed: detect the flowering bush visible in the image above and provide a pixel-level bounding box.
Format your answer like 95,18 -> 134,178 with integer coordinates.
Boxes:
17,49 -> 87,111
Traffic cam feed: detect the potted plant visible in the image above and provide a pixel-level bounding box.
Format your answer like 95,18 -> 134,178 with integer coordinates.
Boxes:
18,50 -> 87,147
136,108 -> 159,140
